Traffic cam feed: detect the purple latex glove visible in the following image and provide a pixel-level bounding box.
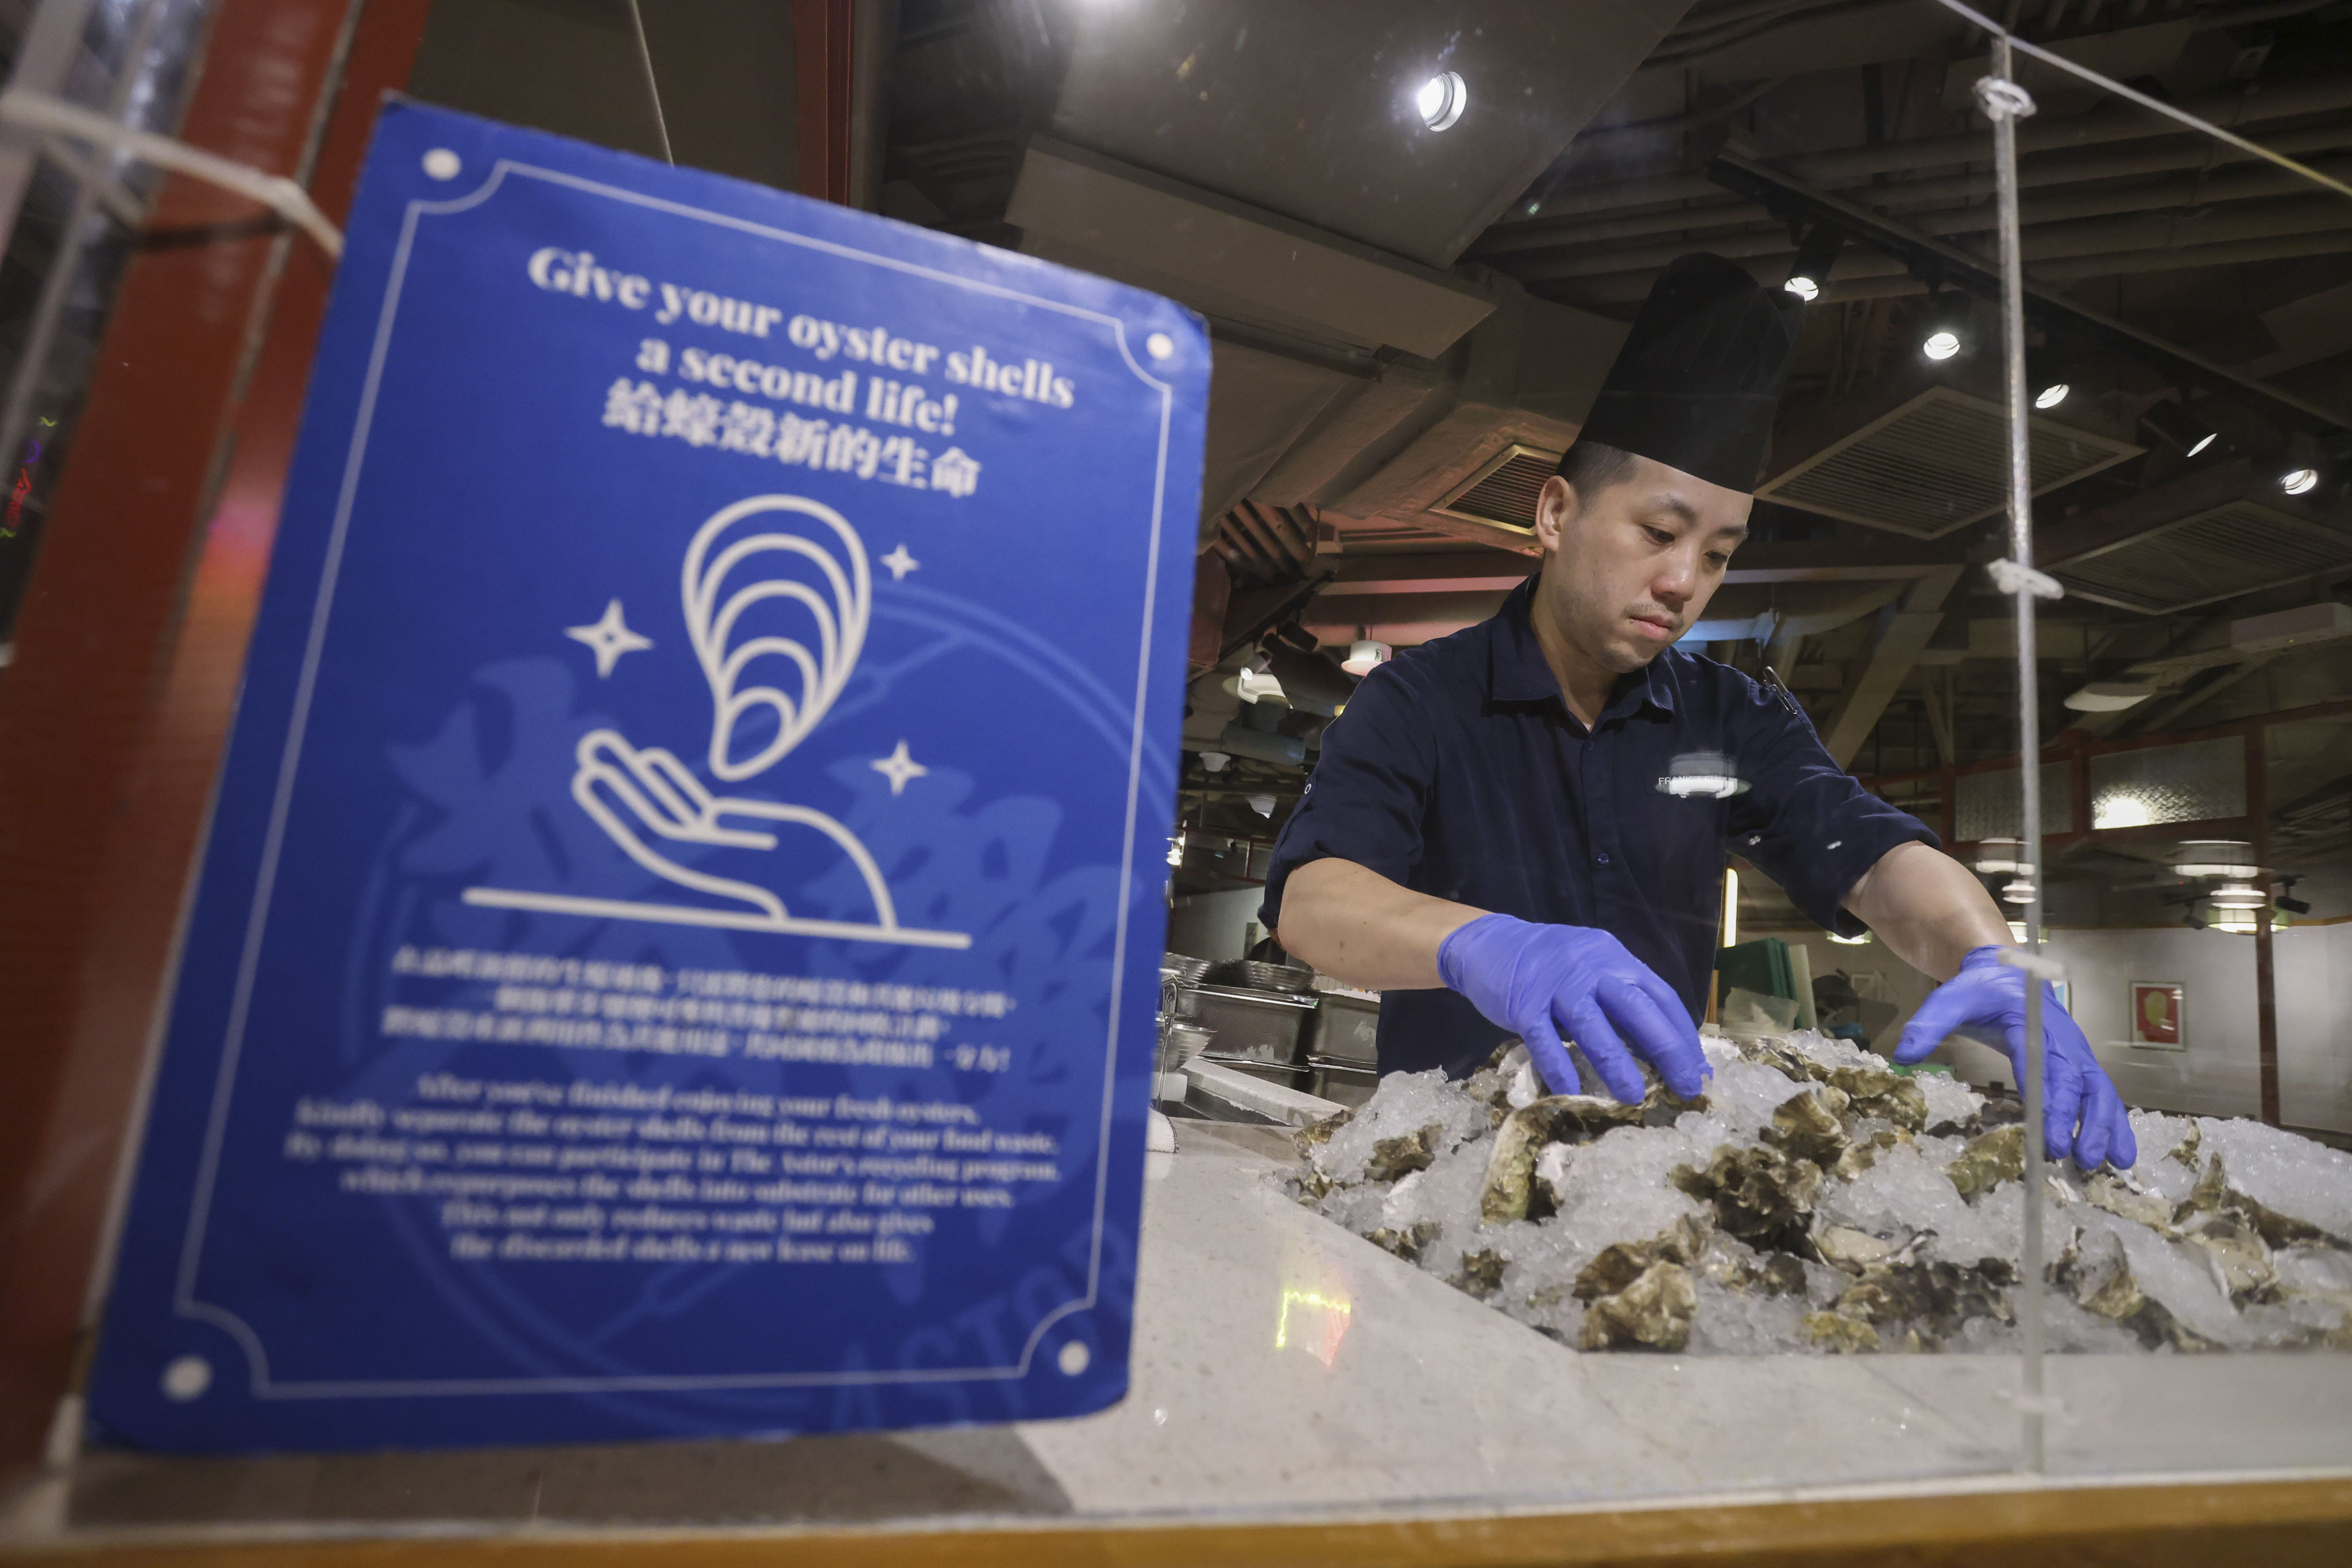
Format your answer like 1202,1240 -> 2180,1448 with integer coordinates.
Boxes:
1437,913 -> 1709,1104
1895,944 -> 2137,1171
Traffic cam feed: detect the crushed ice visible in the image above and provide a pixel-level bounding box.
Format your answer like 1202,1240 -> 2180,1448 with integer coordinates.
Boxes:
1286,1030 -> 2352,1355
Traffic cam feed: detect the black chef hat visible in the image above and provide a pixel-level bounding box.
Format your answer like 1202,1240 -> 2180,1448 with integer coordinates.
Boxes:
1570,252 -> 1803,494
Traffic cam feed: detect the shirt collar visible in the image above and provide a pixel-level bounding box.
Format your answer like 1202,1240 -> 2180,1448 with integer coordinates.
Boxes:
1486,575 -> 1679,720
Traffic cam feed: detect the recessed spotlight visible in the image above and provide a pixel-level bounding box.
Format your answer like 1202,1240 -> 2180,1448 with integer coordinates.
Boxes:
1922,330 -> 1961,361
2034,381 -> 2069,410
1415,70 -> 1466,132
1783,275 -> 1820,302
2283,466 -> 2320,496
1784,225 -> 1842,306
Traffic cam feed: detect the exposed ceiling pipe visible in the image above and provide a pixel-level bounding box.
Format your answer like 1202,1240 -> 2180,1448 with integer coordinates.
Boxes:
1536,189 -> 2352,288
1481,130 -> 2352,258
1504,77 -> 2352,226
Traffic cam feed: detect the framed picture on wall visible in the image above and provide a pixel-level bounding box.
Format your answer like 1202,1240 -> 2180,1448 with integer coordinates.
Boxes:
2130,980 -> 2187,1051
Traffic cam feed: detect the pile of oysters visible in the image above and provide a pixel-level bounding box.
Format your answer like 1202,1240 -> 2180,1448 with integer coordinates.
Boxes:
1288,1032 -> 2352,1355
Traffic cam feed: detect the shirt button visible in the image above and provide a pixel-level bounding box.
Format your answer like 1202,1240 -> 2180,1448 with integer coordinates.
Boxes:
1596,852 -> 1611,865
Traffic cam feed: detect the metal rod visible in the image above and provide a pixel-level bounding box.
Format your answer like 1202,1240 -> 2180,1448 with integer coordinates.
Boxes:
1988,32 -> 2048,1480
1931,0 -> 2352,200
625,0 -> 674,166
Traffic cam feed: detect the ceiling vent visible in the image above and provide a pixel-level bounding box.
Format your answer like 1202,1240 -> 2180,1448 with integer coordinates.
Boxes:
2051,501 -> 2352,613
1759,388 -> 2141,538
1430,442 -> 1561,539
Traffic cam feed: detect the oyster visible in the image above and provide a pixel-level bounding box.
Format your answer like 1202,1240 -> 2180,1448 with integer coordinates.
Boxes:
1478,1095 -> 1643,1222
1366,1122 -> 1442,1183
1945,1123 -> 2025,1202
1670,1144 -> 1824,1253
2081,1171 -> 2175,1231
1825,1064 -> 1928,1132
1293,1106 -> 1354,1154
1578,1261 -> 1697,1352
1365,1218 -> 1442,1264
1762,1086 -> 1851,1167
1573,1214 -> 1712,1301
1454,1246 -> 1508,1299
1803,1311 -> 1881,1353
1813,1224 -> 1898,1274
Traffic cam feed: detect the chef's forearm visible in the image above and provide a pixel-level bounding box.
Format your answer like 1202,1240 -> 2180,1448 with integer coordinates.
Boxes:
1840,839 -> 2014,983
1276,858 -> 1487,991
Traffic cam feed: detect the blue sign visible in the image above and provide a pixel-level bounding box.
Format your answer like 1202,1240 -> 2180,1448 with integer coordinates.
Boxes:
89,101 -> 1204,1451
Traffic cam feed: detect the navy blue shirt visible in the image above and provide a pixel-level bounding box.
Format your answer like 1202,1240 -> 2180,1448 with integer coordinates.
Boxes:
1261,578 -> 1936,1078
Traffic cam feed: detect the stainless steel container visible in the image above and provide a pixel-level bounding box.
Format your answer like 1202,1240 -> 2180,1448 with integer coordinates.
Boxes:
1204,959 -> 1316,995
1301,991 -> 1379,1068
1174,983 -> 1317,1068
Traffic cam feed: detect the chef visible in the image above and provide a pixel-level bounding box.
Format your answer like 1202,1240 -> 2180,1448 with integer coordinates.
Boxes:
1262,253 -> 2133,1170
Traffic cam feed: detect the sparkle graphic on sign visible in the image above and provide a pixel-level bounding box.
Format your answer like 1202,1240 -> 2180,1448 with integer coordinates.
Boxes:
879,543 -> 919,580
566,598 -> 653,677
871,740 -> 929,796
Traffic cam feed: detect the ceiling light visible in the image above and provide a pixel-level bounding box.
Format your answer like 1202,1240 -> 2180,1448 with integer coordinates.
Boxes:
2000,878 -> 2036,907
1341,638 -> 1390,677
1198,750 -> 1230,773
1972,837 -> 2026,875
1922,329 -> 1961,361
2207,879 -> 2267,909
1415,71 -> 1466,132
2006,920 -> 2032,944
1784,223 -> 1843,305
2092,789 -> 2157,829
1247,794 -> 1276,817
2282,466 -> 2320,496
2140,399 -> 2218,457
2063,680 -> 2153,712
1167,832 -> 1185,867
2034,381 -> 2069,410
2211,910 -> 2260,934
1827,930 -> 1872,945
2169,840 -> 2257,879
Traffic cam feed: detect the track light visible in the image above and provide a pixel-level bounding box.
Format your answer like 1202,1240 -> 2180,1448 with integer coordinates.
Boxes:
2025,346 -> 2071,411
2140,397 -> 2218,457
2281,466 -> 2320,496
1919,293 -> 1971,361
1784,223 -> 1844,303
1415,71 -> 1466,132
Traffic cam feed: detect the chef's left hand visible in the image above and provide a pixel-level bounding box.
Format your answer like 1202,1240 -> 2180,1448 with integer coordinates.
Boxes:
1894,944 -> 2136,1171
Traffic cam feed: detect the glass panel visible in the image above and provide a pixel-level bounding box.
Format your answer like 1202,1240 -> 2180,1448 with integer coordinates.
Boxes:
2087,737 -> 2247,830
1955,762 -> 2073,842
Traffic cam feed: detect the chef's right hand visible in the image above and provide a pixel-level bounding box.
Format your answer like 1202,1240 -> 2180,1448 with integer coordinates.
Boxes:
1436,913 -> 1708,1104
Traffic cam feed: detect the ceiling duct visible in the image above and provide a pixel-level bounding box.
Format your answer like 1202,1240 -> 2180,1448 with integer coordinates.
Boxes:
1430,442 -> 1562,540
2049,501 -> 2352,615
1758,388 -> 2141,538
